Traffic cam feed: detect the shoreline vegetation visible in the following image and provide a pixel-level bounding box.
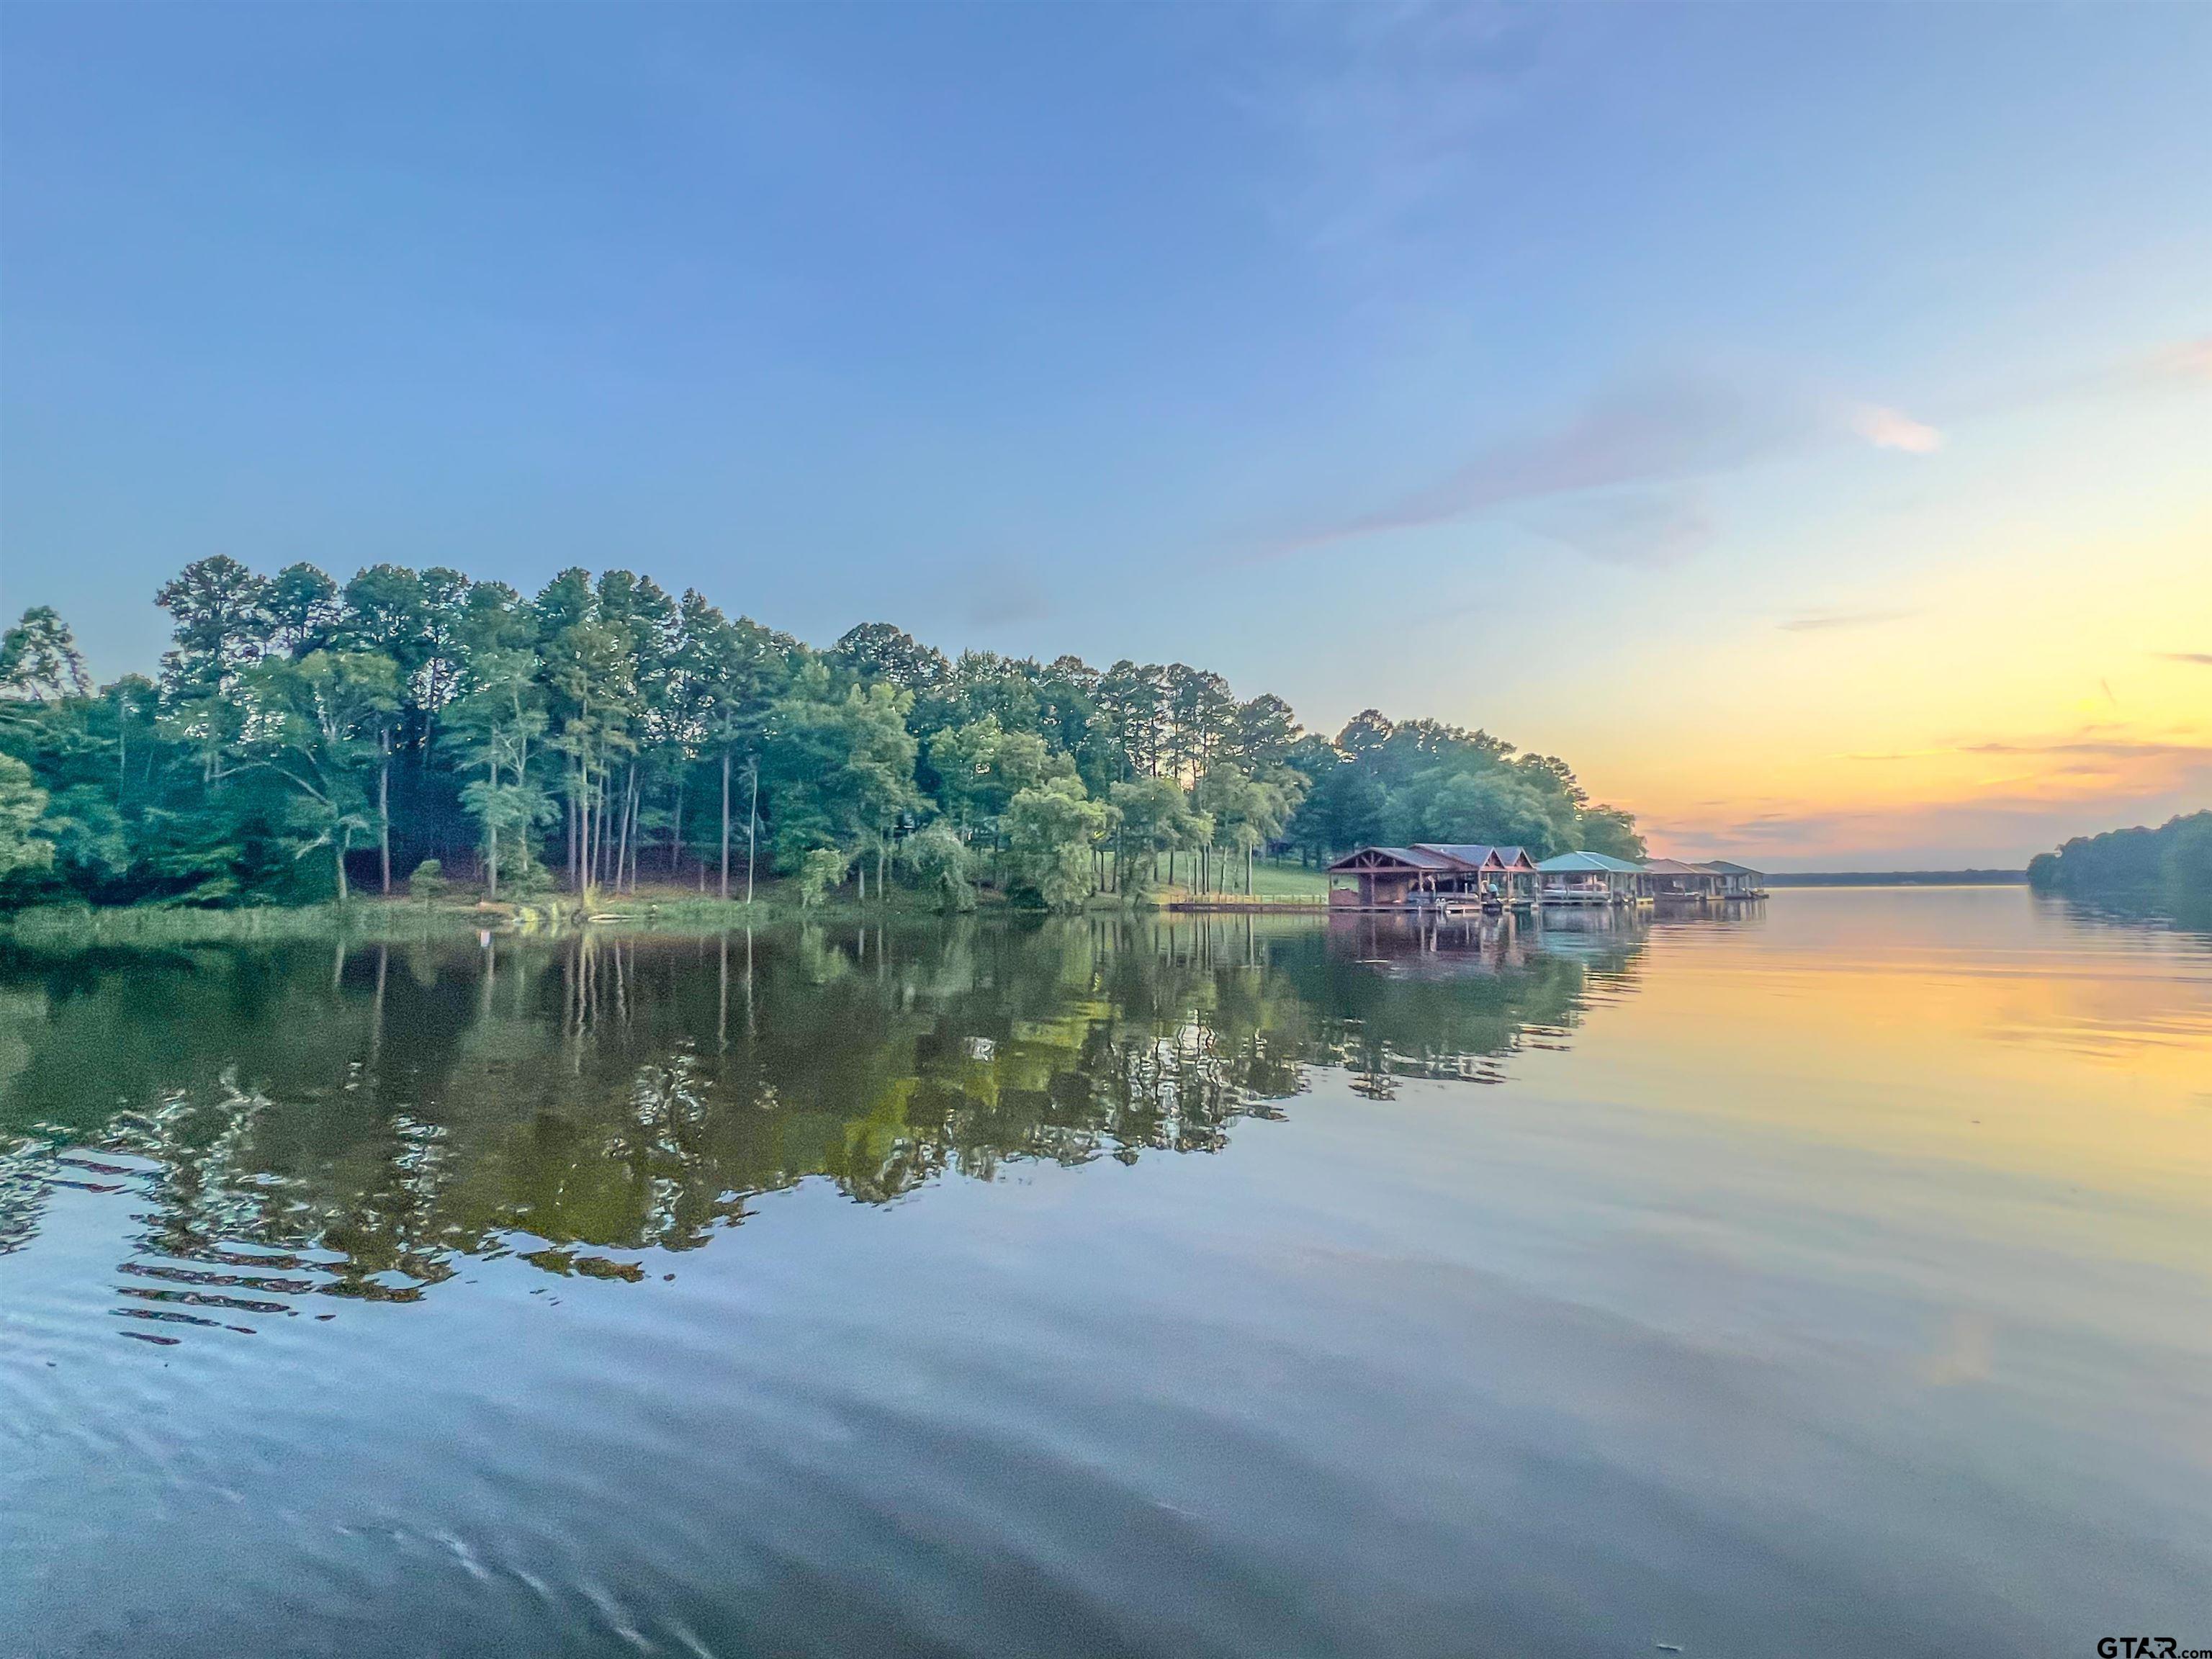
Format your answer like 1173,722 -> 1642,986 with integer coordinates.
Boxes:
0,860 -> 1337,947
2025,811 -> 2212,927
0,559 -> 1642,923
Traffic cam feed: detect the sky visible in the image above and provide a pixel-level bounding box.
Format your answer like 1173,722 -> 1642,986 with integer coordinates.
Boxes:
1,3 -> 2206,869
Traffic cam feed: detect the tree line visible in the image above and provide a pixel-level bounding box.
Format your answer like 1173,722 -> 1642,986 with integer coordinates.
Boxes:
2026,811 -> 2212,918
0,557 -> 1644,911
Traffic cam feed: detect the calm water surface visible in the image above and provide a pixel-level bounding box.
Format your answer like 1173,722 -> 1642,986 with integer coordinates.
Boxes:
3,890 -> 2207,1657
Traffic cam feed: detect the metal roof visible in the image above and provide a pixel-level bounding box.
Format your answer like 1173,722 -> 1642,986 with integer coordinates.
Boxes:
1641,858 -> 1707,876
1534,850 -> 1645,873
1703,860 -> 1764,876
1326,845 -> 1460,873
1411,843 -> 1503,868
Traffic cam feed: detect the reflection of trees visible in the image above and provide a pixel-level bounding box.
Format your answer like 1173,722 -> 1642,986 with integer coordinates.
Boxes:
0,914 -> 1642,1323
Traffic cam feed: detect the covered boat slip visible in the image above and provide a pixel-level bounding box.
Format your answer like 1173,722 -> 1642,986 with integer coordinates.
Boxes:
1644,858 -> 1770,902
1325,844 -> 1539,912
1702,860 -> 1768,897
1329,846 -> 1769,910
1533,850 -> 1651,907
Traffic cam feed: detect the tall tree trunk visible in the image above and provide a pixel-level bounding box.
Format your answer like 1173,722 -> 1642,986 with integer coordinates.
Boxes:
596,768 -> 610,889
628,772 -> 642,891
615,763 -> 634,895
720,749 -> 732,901
746,762 -> 759,906
378,731 -> 392,894
486,746 -> 500,900
670,780 -> 685,877
335,827 -> 351,904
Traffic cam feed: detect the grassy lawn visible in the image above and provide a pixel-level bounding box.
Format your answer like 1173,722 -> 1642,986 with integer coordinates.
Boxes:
1152,858 -> 1331,905
1249,858 -> 1331,899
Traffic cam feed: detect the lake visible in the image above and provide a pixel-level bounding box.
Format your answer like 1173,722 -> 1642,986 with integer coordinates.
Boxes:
3,889 -> 2207,1658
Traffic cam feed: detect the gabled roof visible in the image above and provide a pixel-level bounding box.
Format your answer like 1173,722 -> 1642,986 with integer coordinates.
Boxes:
1411,842 -> 1504,869
1326,845 -> 1460,873
1331,842 -> 1545,875
1641,858 -> 1708,876
1407,842 -> 1539,871
1536,850 -> 1645,874
1703,860 -> 1764,876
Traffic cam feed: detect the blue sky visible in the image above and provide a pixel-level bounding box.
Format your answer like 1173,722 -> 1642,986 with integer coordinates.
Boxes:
3,3 -> 2206,864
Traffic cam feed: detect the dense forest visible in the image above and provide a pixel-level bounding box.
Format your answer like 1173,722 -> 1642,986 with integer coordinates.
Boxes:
0,558 -> 1642,912
2026,811 -> 2212,917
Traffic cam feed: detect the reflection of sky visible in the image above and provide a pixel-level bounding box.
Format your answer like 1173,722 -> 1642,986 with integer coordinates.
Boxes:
5,7 -> 2206,867
5,899 -> 2207,1653
1534,890 -> 2212,1271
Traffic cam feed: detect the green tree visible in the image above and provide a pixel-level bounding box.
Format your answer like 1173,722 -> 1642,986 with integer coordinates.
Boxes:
447,647 -> 551,897
831,623 -> 949,696
240,649 -> 402,902
1199,763 -> 1295,894
796,845 -> 849,908
1,606 -> 92,702
2162,812 -> 2212,899
1575,804 -> 1646,861
927,714 -> 1064,834
674,594 -> 792,899
766,667 -> 919,895
265,564 -> 342,657
0,754 -> 55,884
1004,775 -> 1107,912
1107,774 -> 1199,898
542,610 -> 640,896
899,820 -> 976,912
156,555 -> 274,786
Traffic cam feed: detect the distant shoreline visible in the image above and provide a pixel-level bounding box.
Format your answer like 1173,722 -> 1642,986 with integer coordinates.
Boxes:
1766,871 -> 2026,888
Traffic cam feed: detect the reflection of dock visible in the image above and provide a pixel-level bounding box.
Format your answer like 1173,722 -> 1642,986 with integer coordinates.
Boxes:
1326,907 -> 1532,975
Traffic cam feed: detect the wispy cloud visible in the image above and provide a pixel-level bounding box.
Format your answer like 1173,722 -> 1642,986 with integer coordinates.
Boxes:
1954,735 -> 2212,761
1258,370 -> 1944,561
1261,372 -> 1799,558
2154,650 -> 2212,665
1779,607 -> 1917,634
1950,334 -> 2212,418
1851,405 -> 1943,454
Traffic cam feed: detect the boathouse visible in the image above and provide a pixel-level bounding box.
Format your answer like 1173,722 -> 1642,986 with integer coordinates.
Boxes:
1701,860 -> 1767,896
1413,844 -> 1539,903
1643,858 -> 1723,899
1325,844 -> 1538,907
1534,850 -> 1650,905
